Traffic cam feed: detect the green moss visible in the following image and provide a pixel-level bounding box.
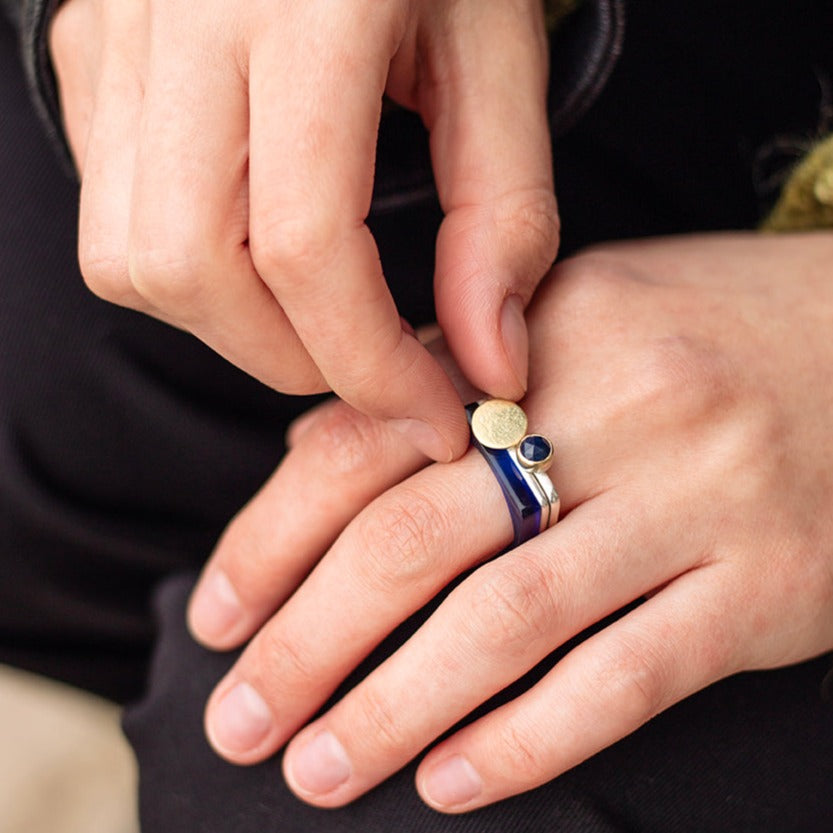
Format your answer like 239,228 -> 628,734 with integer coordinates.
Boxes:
763,134 -> 833,231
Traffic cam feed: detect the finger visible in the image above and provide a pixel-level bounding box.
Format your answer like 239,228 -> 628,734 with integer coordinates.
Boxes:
284,397 -> 341,450
127,19 -> 324,394
188,403 -> 429,650
416,569 -> 735,812
280,315 -> 437,451
199,380 -> 603,764
247,4 -> 467,461
264,490 -> 691,804
49,0 -> 100,170
189,327 -> 485,649
77,4 -> 148,309
426,1 -> 559,399
200,448 -> 505,741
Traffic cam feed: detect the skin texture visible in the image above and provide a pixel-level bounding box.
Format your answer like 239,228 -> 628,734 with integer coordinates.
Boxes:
187,232 -> 833,812
47,0 -> 559,463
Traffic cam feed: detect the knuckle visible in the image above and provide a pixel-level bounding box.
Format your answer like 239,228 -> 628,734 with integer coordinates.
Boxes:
711,415 -> 781,508
466,555 -> 555,654
594,634 -> 670,726
500,188 -> 561,277
78,243 -> 132,304
353,687 -> 410,755
249,212 -> 338,283
637,335 -> 734,421
695,618 -> 734,679
128,246 -> 208,313
272,370 -> 331,397
257,350 -> 330,397
548,253 -> 631,326
313,407 -> 388,477
213,518 -> 275,604
496,721 -> 549,784
353,488 -> 449,594
254,628 -> 319,693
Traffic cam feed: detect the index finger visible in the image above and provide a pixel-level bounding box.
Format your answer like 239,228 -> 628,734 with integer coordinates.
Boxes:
247,3 -> 467,462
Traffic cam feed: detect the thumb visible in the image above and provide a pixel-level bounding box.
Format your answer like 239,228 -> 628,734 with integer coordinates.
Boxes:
426,0 -> 558,399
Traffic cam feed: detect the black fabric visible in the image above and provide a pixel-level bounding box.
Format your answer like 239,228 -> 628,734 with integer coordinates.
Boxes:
126,575 -> 833,833
553,0 -> 833,252
0,0 -> 19,27
2,0 -> 833,831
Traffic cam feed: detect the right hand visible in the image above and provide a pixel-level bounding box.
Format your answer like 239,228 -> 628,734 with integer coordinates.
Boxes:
48,0 -> 559,462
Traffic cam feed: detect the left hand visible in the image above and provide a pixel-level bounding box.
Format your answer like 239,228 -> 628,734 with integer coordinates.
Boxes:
188,232 -> 833,812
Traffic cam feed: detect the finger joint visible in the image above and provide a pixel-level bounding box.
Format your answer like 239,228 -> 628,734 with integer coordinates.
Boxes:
466,554 -> 555,657
354,488 -> 450,596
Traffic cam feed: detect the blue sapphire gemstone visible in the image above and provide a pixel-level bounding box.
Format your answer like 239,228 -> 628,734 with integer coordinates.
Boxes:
518,434 -> 552,468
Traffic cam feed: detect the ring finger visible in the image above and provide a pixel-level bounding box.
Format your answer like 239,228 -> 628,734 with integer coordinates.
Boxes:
201,429 -> 691,778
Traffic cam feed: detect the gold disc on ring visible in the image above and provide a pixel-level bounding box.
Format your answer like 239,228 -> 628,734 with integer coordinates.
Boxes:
471,399 -> 528,449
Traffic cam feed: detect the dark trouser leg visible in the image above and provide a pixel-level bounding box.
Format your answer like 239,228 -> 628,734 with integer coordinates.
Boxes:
126,575 -> 833,833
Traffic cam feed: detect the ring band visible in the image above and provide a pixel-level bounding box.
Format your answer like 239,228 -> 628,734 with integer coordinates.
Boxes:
466,400 -> 560,548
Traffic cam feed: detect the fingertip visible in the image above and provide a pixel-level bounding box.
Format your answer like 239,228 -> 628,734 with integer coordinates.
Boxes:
417,753 -> 485,814
285,399 -> 335,449
389,418 -> 455,463
187,570 -> 246,651
499,294 -> 529,395
204,678 -> 277,765
438,289 -> 529,406
447,407 -> 473,460
283,728 -> 353,804
433,195 -> 556,402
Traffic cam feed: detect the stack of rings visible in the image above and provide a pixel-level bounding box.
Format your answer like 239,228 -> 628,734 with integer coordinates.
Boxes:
466,399 -> 560,548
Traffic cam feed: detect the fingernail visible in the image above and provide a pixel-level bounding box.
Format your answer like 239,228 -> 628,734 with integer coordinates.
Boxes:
209,682 -> 274,754
389,418 -> 452,462
287,730 -> 352,795
423,754 -> 483,808
501,295 -> 529,393
189,570 -> 243,642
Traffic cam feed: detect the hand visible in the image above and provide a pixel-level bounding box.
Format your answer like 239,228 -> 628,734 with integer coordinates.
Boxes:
188,232 -> 833,811
48,0 -> 558,462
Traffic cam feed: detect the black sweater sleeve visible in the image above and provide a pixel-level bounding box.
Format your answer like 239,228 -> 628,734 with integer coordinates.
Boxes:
1,0 -> 20,27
